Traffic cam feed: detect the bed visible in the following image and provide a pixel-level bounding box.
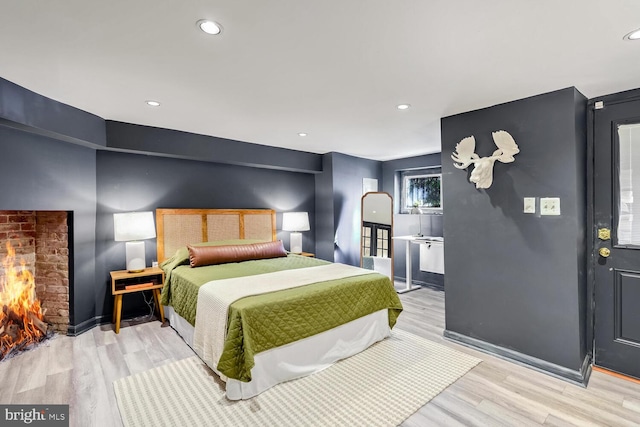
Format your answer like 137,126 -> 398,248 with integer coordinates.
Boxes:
156,208 -> 403,400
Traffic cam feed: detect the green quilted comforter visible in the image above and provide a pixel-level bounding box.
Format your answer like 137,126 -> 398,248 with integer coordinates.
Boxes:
161,242 -> 403,381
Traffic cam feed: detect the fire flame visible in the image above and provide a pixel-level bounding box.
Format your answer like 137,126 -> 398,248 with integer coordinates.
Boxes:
0,241 -> 47,360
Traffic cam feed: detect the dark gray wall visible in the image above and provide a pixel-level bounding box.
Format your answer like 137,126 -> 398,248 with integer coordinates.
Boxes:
382,154 -> 443,287
0,78 -> 106,148
95,150 -> 316,318
441,87 -> 588,374
314,153 -> 382,266
106,121 -> 322,173
332,153 -> 381,266
0,126 -> 97,332
315,154 -> 336,261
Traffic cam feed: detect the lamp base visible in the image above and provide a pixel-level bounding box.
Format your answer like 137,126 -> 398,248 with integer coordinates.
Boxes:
125,241 -> 146,272
289,232 -> 303,253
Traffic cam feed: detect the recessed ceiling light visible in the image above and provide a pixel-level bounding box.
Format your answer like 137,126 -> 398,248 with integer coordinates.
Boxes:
298,133 -> 308,137
624,28 -> 640,40
146,100 -> 160,107
197,19 -> 222,35
397,104 -> 411,110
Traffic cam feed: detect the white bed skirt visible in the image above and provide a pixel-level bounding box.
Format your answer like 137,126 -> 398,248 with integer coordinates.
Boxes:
164,305 -> 391,400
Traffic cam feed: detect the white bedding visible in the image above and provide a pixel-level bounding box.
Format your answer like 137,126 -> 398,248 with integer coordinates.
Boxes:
193,264 -> 375,380
165,305 -> 390,400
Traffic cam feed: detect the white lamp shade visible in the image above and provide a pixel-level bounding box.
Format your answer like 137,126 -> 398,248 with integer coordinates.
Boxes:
114,211 -> 156,241
282,212 -> 310,232
114,211 -> 156,272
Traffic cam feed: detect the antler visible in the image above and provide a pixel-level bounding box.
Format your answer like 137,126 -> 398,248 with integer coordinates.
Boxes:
491,130 -> 519,163
451,136 -> 479,169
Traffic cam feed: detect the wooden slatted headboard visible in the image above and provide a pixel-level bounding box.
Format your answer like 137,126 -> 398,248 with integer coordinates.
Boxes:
156,208 -> 277,262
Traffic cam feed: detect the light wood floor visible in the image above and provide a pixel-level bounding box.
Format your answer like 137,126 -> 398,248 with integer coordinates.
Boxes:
1,287 -> 639,426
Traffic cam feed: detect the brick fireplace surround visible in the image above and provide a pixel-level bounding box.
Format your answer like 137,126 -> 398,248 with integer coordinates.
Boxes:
0,210 -> 70,333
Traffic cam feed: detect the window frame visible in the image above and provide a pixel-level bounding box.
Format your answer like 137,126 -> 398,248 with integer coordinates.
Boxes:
400,169 -> 443,214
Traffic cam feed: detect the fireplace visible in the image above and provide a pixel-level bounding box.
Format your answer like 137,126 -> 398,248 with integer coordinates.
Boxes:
0,210 -> 70,359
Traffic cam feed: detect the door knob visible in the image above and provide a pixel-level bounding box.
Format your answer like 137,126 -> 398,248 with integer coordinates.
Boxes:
598,228 -> 611,240
599,247 -> 611,258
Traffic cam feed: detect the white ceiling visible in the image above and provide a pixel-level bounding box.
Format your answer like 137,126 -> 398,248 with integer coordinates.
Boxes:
1,1 -> 639,161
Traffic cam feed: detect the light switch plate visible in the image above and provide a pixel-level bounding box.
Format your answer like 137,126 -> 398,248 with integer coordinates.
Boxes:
524,197 -> 536,214
540,197 -> 561,215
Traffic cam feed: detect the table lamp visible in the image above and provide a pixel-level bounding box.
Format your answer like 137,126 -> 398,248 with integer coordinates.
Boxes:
114,211 -> 156,272
410,206 -> 423,237
282,212 -> 310,253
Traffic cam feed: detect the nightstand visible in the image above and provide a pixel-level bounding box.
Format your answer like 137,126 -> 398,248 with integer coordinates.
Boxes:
110,266 -> 165,334
299,252 -> 315,257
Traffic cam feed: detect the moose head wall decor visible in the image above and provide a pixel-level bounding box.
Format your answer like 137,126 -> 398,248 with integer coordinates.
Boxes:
451,130 -> 520,189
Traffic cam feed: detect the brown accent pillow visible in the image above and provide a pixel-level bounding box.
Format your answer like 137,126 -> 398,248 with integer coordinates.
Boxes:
187,240 -> 287,267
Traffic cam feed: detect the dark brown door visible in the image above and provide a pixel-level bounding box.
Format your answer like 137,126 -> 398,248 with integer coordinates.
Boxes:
593,97 -> 640,379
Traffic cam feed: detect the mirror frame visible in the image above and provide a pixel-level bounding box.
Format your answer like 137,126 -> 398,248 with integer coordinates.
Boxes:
360,191 -> 394,281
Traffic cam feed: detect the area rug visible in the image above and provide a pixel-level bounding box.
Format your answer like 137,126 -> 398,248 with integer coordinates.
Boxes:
113,329 -> 481,427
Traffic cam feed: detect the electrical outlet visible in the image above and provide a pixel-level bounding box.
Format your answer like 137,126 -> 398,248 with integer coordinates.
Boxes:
540,197 -> 561,215
523,197 -> 536,214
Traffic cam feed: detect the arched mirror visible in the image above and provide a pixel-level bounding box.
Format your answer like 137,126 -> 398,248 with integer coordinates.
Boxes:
361,192 -> 393,281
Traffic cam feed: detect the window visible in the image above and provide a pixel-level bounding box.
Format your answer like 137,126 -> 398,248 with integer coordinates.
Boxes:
362,222 -> 391,257
400,169 -> 442,213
